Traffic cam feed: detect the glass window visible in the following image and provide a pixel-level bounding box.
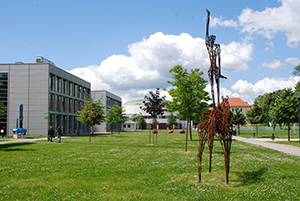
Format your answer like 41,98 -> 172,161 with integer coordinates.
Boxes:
240,108 -> 243,112
62,97 -> 67,113
63,115 -> 67,134
56,95 -> 61,112
69,99 -> 73,113
83,88 -> 86,99
69,116 -> 73,134
79,101 -> 82,111
49,75 -> 55,91
69,82 -> 73,96
79,86 -> 82,98
63,80 -> 67,94
56,77 -> 61,93
74,100 -> 78,112
56,114 -> 61,130
74,84 -> 78,98
49,94 -> 55,111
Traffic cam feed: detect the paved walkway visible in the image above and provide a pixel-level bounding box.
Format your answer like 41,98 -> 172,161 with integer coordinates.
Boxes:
233,136 -> 300,157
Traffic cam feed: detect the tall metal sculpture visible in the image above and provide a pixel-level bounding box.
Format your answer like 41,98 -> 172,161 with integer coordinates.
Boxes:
197,9 -> 233,184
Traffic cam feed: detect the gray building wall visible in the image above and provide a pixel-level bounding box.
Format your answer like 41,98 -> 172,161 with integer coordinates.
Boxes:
0,57 -> 91,136
91,90 -> 122,133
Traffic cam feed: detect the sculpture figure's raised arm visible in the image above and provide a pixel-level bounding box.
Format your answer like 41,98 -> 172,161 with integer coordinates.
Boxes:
205,9 -> 210,43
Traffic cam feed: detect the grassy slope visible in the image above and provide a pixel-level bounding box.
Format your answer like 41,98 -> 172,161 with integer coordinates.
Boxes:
0,130 -> 300,200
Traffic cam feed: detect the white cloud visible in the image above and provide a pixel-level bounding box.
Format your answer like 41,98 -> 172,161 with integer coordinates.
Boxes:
68,32 -> 253,103
230,76 -> 300,104
210,16 -> 238,28
262,60 -> 285,69
285,57 -> 300,65
212,0 -> 300,47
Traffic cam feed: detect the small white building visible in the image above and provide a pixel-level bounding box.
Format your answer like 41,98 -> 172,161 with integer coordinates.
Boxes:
123,100 -> 186,130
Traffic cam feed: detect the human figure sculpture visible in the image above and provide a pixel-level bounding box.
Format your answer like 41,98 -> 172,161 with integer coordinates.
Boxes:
197,9 -> 233,184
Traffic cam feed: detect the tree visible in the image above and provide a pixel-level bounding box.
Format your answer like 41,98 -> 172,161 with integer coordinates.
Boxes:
106,104 -> 127,136
295,81 -> 300,92
292,64 -> 300,76
246,101 -> 264,137
167,113 -> 177,130
77,96 -> 105,142
164,64 -> 210,151
130,113 -> 139,130
137,115 -> 146,130
269,88 -> 298,141
255,90 -> 283,128
140,88 -> 167,144
232,107 -> 247,135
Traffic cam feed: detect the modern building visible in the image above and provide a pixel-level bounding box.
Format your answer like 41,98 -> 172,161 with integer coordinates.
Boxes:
228,97 -> 252,117
0,56 -> 91,136
123,100 -> 186,130
91,90 -> 122,133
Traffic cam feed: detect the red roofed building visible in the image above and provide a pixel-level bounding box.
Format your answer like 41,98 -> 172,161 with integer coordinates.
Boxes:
228,97 -> 252,117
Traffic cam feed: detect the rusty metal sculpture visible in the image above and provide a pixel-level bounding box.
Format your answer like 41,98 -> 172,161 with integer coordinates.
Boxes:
197,9 -> 233,184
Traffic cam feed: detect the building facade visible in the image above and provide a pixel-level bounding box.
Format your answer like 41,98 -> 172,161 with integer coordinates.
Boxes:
0,56 -> 91,136
123,100 -> 186,130
91,90 -> 122,133
228,97 -> 252,117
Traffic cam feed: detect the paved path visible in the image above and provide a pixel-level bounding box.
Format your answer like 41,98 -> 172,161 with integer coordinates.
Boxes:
233,136 -> 300,157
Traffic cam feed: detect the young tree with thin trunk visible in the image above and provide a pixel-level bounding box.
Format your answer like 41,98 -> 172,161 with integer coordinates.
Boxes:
106,104 -> 127,136
140,88 -> 166,145
164,64 -> 210,151
77,96 -> 105,142
269,88 -> 298,141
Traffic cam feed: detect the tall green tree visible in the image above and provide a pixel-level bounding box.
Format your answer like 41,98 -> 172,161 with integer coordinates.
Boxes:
232,107 -> 247,135
106,104 -> 127,135
77,96 -> 105,142
140,88 -> 167,144
167,113 -> 177,130
246,101 -> 264,137
269,88 -> 298,141
164,64 -> 210,151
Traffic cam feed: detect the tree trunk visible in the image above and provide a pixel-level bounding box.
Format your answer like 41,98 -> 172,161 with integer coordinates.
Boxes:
256,124 -> 258,138
189,119 -> 192,140
288,123 -> 290,142
185,125 -> 188,151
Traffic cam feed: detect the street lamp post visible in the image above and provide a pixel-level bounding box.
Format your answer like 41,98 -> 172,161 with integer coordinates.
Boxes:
296,92 -> 300,145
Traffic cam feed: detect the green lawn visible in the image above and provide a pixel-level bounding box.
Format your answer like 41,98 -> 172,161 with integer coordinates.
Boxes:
1,130 -> 300,200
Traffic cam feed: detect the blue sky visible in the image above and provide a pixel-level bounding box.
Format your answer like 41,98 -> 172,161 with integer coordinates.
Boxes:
1,0 -> 300,104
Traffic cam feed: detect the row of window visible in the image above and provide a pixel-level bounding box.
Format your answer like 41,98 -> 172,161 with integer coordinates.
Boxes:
49,94 -> 83,113
49,74 -> 90,99
49,114 -> 89,135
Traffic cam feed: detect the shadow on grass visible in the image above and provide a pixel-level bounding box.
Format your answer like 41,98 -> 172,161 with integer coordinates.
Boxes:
0,142 -> 36,151
232,167 -> 268,186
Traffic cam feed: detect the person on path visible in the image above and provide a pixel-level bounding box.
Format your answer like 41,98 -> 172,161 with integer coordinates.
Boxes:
56,127 -> 62,143
48,126 -> 54,142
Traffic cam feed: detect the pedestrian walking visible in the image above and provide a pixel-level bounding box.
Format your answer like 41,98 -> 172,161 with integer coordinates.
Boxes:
56,127 -> 62,143
48,126 -> 54,142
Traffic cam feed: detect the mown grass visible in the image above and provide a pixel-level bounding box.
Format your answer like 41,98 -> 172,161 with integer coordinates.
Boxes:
1,130 -> 300,200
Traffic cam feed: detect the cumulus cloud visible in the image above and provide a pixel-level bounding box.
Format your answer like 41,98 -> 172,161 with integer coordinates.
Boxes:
68,32 -> 253,103
210,16 -> 238,28
285,57 -> 300,65
262,60 -> 285,69
212,0 -> 300,47
230,76 -> 300,104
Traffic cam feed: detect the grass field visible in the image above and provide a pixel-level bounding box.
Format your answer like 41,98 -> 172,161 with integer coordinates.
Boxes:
1,130 -> 300,200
